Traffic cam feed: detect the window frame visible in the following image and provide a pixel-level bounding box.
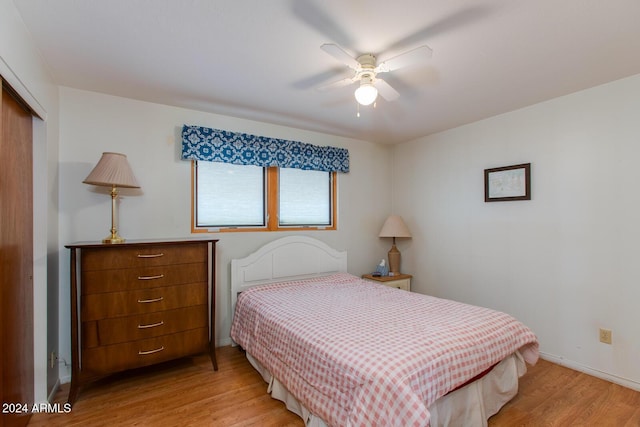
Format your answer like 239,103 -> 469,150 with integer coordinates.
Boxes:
191,161 -> 337,233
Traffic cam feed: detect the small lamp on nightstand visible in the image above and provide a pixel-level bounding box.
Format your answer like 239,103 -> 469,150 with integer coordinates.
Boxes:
379,215 -> 412,275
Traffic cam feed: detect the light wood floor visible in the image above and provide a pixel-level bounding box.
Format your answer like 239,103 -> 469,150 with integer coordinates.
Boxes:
29,346 -> 640,426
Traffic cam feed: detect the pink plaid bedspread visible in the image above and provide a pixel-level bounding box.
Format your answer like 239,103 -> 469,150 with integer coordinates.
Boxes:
230,273 -> 538,427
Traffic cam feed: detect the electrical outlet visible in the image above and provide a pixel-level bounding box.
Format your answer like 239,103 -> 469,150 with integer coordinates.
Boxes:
49,351 -> 56,368
599,328 -> 612,344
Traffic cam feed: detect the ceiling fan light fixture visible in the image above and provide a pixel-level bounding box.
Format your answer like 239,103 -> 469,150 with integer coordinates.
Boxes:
354,83 -> 378,106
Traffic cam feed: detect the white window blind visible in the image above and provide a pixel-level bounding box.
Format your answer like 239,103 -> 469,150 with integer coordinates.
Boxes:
279,168 -> 331,226
195,162 -> 265,227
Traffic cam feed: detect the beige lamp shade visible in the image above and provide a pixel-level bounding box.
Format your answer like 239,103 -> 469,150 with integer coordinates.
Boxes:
83,152 -> 140,244
378,215 -> 412,238
379,215 -> 412,275
83,152 -> 140,188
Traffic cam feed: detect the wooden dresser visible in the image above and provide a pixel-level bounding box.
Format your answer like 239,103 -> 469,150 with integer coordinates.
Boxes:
65,238 -> 218,405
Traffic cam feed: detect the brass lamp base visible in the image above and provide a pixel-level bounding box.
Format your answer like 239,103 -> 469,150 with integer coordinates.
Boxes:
102,185 -> 126,244
102,234 -> 125,244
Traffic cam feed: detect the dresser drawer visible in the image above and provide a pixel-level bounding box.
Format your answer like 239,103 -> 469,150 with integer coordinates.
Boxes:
362,274 -> 412,292
81,243 -> 207,271
81,328 -> 208,374
82,305 -> 208,348
82,262 -> 206,294
81,282 -> 206,321
383,278 -> 411,291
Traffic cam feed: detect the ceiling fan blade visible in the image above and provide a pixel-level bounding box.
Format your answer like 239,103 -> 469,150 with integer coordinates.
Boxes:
375,79 -> 400,102
376,45 -> 433,73
317,76 -> 356,91
292,2 -> 355,49
321,43 -> 360,70
385,6 -> 490,52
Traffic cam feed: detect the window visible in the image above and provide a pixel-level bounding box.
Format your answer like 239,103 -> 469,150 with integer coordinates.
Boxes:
193,161 -> 336,232
279,168 -> 331,226
195,162 -> 265,227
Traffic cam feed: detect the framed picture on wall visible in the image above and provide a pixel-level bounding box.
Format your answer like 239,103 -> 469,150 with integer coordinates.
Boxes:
484,163 -> 531,202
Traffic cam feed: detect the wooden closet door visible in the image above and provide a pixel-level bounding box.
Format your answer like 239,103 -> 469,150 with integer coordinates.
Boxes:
0,79 -> 34,427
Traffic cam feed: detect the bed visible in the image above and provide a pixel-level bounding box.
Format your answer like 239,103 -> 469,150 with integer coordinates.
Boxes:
230,236 -> 538,426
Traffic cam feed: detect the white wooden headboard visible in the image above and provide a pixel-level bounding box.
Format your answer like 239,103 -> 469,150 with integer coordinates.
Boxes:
230,236 -> 347,315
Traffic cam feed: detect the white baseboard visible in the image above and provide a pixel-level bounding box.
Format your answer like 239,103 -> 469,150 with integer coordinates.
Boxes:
217,337 -> 233,347
539,351 -> 640,392
47,378 -> 61,402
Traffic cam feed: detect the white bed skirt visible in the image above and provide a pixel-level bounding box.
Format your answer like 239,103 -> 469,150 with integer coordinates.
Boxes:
246,351 -> 527,427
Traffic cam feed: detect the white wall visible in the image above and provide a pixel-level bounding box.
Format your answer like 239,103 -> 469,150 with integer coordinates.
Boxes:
1,0 -> 60,403
57,87 -> 392,382
393,73 -> 640,390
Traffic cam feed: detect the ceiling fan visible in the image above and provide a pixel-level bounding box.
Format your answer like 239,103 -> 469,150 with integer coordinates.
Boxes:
318,43 -> 433,106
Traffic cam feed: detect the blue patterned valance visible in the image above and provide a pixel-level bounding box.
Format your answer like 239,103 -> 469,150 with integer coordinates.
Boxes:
181,125 -> 349,173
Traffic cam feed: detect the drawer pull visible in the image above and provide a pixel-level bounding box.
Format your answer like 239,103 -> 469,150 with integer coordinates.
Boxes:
137,253 -> 164,258
138,321 -> 164,329
138,274 -> 165,280
138,346 -> 164,355
137,296 -> 164,304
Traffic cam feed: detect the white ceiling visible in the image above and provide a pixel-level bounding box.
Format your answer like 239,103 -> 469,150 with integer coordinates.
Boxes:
14,0 -> 640,144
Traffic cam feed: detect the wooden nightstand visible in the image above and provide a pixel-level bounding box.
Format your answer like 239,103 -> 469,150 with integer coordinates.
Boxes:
362,273 -> 412,291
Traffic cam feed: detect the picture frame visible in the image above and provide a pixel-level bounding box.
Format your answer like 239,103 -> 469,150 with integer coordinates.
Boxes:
484,163 -> 531,202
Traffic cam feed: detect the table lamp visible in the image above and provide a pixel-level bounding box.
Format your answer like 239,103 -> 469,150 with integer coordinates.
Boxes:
83,152 -> 140,243
378,215 -> 412,274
